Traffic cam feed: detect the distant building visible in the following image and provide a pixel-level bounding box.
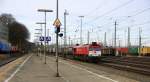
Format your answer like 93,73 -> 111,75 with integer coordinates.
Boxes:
0,23 -> 8,41
0,23 -> 9,43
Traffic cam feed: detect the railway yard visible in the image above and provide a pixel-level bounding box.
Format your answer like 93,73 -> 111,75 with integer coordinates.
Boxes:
0,53 -> 149,82
1,0 -> 150,82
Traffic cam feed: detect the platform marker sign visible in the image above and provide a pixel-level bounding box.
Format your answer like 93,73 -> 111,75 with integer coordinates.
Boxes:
46,36 -> 51,41
39,36 -> 44,41
39,36 -> 51,42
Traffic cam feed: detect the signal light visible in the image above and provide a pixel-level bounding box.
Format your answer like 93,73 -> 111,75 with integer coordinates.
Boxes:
58,33 -> 63,37
55,27 -> 60,33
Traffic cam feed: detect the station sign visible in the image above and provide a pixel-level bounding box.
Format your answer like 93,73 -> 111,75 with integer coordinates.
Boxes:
39,36 -> 51,41
39,36 -> 44,41
46,36 -> 51,41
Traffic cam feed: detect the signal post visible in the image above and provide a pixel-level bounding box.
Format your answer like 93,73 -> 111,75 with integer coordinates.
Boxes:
53,0 -> 61,77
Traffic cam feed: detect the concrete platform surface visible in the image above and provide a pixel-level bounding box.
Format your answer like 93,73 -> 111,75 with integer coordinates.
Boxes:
3,54 -> 140,82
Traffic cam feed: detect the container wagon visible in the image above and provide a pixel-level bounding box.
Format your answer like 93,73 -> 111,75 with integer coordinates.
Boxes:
128,47 -> 138,56
101,47 -> 115,56
140,47 -> 150,56
116,47 -> 128,56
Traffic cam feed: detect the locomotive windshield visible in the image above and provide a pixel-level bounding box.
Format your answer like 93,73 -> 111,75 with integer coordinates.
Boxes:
89,47 -> 100,51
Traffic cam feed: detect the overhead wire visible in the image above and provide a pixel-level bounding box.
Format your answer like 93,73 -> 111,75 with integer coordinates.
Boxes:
85,0 -> 135,24
99,7 -> 150,33
67,0 -> 150,45
84,0 -> 107,17
118,7 -> 150,24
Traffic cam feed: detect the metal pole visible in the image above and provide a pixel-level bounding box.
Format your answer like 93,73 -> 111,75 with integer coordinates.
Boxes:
47,29 -> 49,54
79,16 -> 84,45
37,9 -> 53,64
56,0 -> 58,18
124,29 -> 127,47
40,24 -> 42,60
114,21 -> 117,56
44,12 -> 47,64
56,0 -> 59,77
56,28 -> 59,77
139,27 -> 141,56
64,10 -> 67,58
36,22 -> 45,60
104,32 -> 107,47
128,27 -> 130,48
119,40 -> 121,47
71,40 -> 73,46
69,37 -> 71,46
81,17 -> 82,44
36,38 -> 39,56
87,31 -> 90,44
64,10 -> 67,46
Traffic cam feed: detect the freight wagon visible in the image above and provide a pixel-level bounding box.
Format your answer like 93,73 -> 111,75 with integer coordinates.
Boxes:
101,47 -> 115,56
128,47 -> 138,56
116,47 -> 128,56
63,47 -> 73,55
140,47 -> 150,56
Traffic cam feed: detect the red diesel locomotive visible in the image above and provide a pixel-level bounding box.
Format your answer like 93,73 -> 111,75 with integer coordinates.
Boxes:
72,42 -> 102,61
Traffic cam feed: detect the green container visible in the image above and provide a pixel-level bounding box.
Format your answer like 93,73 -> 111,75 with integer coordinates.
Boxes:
129,47 -> 138,55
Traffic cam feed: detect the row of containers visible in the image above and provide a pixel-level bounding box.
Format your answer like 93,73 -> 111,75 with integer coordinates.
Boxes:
102,46 -> 150,56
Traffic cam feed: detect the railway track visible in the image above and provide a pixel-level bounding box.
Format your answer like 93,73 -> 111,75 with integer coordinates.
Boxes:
100,56 -> 150,76
0,56 -> 21,67
49,54 -> 150,76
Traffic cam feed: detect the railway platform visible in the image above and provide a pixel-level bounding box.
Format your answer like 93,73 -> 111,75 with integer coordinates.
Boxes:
1,53 -> 143,82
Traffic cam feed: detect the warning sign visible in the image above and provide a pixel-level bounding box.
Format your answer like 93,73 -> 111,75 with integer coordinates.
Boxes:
53,18 -> 62,27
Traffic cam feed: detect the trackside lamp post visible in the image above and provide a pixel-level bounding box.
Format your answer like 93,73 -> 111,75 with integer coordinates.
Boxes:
79,16 -> 84,45
36,22 -> 45,60
64,10 -> 69,59
37,9 -> 53,64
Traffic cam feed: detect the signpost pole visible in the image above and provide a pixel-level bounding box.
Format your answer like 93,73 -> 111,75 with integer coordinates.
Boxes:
56,0 -> 59,77
53,0 -> 61,77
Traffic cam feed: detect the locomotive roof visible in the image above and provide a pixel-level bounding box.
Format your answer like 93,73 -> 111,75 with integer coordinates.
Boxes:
73,43 -> 101,48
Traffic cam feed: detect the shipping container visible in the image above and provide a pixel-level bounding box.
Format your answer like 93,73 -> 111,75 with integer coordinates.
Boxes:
116,47 -> 128,56
128,47 -> 138,56
140,47 -> 150,56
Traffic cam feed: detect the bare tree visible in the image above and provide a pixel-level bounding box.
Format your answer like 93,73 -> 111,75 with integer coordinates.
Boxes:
0,13 -> 30,51
0,14 -> 15,26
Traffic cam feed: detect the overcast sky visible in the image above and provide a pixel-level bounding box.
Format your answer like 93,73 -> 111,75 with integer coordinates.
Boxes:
0,0 -> 150,46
